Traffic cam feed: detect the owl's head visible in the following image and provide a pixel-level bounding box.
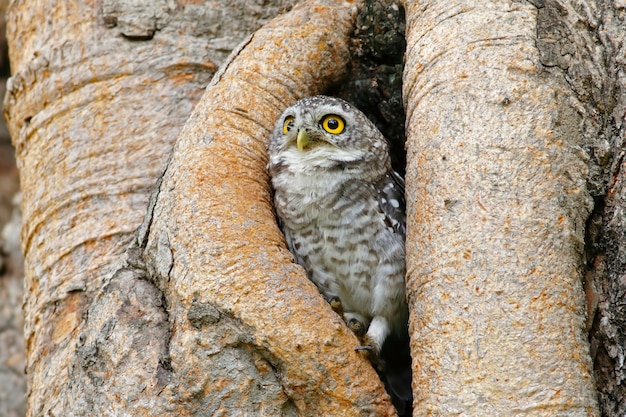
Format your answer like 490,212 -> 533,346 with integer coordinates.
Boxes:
268,96 -> 391,180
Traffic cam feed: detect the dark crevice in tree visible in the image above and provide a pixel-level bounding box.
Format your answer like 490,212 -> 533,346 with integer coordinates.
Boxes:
329,0 -> 406,177
588,121 -> 626,417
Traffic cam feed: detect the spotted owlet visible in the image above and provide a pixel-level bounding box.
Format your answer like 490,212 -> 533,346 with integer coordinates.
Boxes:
268,96 -> 411,413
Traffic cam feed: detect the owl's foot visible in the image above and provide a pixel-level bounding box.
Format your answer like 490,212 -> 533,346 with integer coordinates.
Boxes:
356,335 -> 384,372
347,317 -> 366,338
328,296 -> 344,316
355,335 -> 380,355
356,316 -> 389,360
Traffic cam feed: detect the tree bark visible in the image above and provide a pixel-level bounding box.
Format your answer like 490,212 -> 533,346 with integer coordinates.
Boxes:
403,0 -> 600,414
585,1 -> 626,416
5,0 -> 398,415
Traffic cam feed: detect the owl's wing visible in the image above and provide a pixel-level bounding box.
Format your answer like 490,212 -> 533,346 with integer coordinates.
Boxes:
376,170 -> 406,237
275,216 -> 300,261
283,228 -> 304,264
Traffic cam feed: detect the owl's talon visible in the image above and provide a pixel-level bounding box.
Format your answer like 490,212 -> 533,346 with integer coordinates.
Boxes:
356,344 -> 384,372
328,296 -> 343,315
355,344 -> 374,362
355,345 -> 374,352
362,334 -> 381,356
347,318 -> 366,337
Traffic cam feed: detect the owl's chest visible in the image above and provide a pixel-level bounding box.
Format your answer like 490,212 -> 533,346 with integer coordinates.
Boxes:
286,218 -> 380,304
275,168 -> 374,221
276,184 -> 377,233
278,186 -> 384,285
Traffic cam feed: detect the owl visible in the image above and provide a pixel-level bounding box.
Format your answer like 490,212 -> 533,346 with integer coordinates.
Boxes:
268,96 -> 411,413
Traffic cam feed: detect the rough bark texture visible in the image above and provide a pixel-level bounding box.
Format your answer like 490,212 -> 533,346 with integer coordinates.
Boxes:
403,0 -> 599,414
3,0 -> 297,415
585,1 -> 626,416
140,1 -> 396,415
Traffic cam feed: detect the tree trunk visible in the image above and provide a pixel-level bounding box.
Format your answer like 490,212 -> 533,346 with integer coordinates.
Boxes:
4,0 -> 626,415
585,1 -> 626,416
402,0 -> 623,415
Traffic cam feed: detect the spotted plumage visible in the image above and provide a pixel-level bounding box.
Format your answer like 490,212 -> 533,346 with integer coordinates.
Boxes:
268,96 -> 411,414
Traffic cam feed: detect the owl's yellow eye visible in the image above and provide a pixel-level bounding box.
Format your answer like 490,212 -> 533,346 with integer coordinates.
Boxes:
321,115 -> 345,134
283,116 -> 295,134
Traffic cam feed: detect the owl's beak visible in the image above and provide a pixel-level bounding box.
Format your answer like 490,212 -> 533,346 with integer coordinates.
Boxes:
296,129 -> 311,151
